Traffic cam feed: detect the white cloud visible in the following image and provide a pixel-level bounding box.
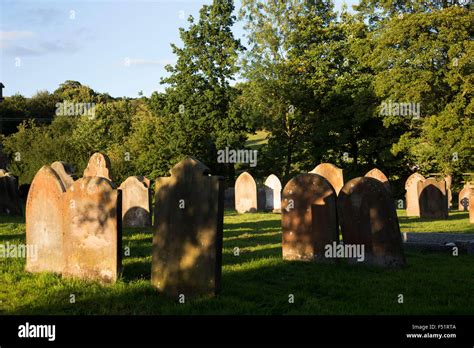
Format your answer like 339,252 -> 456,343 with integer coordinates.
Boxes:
0,31 -> 35,41
122,57 -> 175,67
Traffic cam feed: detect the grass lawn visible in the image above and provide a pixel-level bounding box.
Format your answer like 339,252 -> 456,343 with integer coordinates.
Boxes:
0,210 -> 473,315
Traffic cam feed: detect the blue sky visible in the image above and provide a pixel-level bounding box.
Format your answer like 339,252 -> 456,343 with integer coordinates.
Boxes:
0,0 -> 359,98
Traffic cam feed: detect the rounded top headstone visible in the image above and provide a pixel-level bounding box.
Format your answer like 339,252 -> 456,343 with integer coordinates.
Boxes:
309,163 -> 344,194
83,152 -> 112,181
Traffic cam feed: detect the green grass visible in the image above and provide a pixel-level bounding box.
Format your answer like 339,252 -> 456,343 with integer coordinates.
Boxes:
0,210 -> 473,315
245,130 -> 269,149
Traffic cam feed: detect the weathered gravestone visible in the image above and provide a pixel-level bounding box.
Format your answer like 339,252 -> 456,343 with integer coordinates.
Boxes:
365,168 -> 391,193
83,152 -> 112,181
119,176 -> 151,227
62,177 -> 122,283
235,171 -> 257,213
51,161 -> 76,189
309,163 -> 344,195
458,184 -> 473,211
151,157 -> 224,297
264,174 -> 282,212
281,173 -> 338,261
417,178 -> 448,219
25,166 -> 66,273
224,188 -> 235,210
0,169 -> 22,215
470,194 -> 474,224
338,177 -> 405,266
405,173 -> 425,216
445,175 -> 453,209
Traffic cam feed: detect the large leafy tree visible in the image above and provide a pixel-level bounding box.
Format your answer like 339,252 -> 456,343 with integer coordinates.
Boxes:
161,0 -> 247,177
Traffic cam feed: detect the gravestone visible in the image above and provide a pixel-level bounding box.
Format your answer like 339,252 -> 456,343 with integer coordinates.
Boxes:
0,169 -> 22,215
338,177 -> 405,267
151,157 -> 224,297
119,176 -> 151,227
458,184 -> 473,211
235,172 -> 257,213
62,177 -> 122,283
309,163 -> 344,195
365,168 -> 391,193
417,178 -> 448,219
264,174 -> 282,212
83,152 -> 112,181
470,194 -> 474,224
25,166 -> 66,273
51,161 -> 76,189
224,188 -> 235,210
405,173 -> 425,216
281,173 -> 338,261
444,175 -> 453,209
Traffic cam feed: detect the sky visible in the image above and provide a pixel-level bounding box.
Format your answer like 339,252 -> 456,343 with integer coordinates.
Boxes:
0,0 -> 360,98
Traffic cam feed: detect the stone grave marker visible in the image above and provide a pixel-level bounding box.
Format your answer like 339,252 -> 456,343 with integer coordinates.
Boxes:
51,161 -> 76,189
83,152 -> 112,181
405,173 -> 425,216
235,171 -> 257,213
470,194 -> 474,224
458,184 -> 473,211
151,157 -> 224,297
365,168 -> 391,193
264,174 -> 282,212
309,163 -> 344,195
119,176 -> 152,227
281,173 -> 338,261
417,178 -> 448,219
224,187 -> 235,210
338,177 -> 405,267
62,177 -> 122,283
25,166 -> 66,273
0,169 -> 22,215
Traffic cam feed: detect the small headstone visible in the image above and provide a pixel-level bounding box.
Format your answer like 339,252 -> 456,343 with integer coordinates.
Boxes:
62,177 -> 122,283
25,166 -> 66,273
224,188 -> 235,210
119,176 -> 151,227
405,173 -> 425,216
338,177 -> 405,267
0,169 -> 22,215
281,173 -> 338,261
309,163 -> 344,195
365,168 -> 391,193
51,161 -> 76,189
257,187 -> 266,211
151,157 -> 224,297
458,184 -> 473,211
417,178 -> 448,219
235,172 -> 257,213
83,152 -> 112,181
264,174 -> 282,213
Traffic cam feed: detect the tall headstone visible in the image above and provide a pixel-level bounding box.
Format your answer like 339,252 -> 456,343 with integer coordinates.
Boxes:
83,152 -> 112,181
264,174 -> 282,212
119,176 -> 151,227
309,163 -> 344,195
365,168 -> 391,193
444,175 -> 453,209
417,178 -> 448,219
458,184 -> 473,211
0,169 -> 22,215
25,166 -> 66,273
405,173 -> 425,216
281,173 -> 338,261
470,194 -> 474,224
151,157 -> 224,297
338,177 -> 405,267
224,188 -> 235,210
235,172 -> 257,213
51,161 -> 76,189
62,177 -> 122,283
